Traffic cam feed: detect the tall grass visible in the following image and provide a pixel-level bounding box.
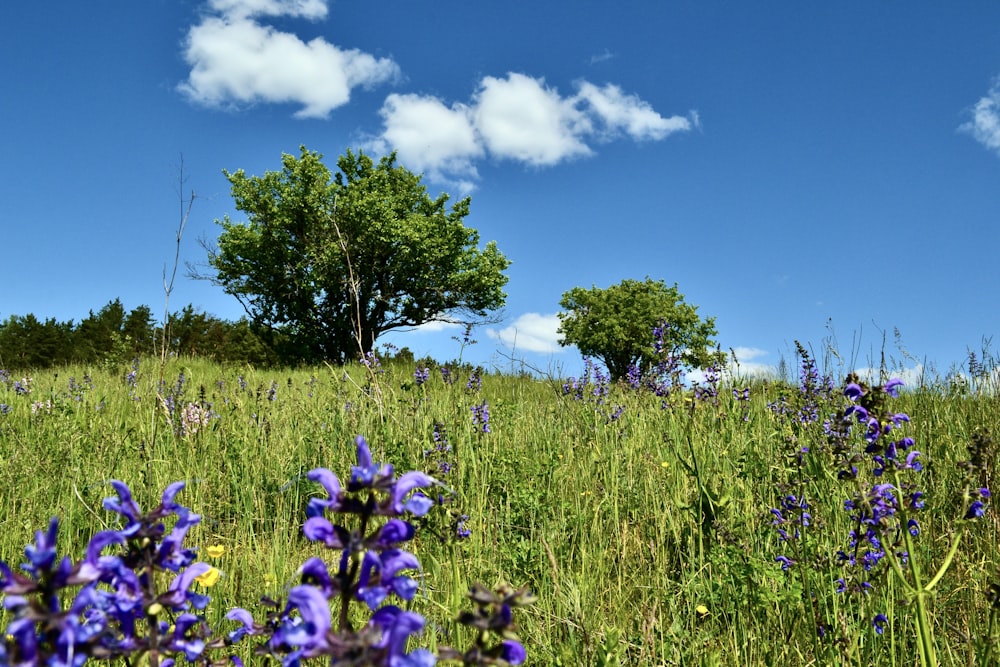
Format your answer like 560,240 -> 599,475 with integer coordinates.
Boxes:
0,352 -> 996,665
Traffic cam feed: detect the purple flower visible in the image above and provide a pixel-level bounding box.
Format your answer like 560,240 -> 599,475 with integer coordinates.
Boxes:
872,613 -> 889,635
23,517 -> 60,577
501,639 -> 527,665
302,517 -> 348,549
165,613 -> 207,661
298,557 -> 340,600
350,436 -> 394,489
966,486 -> 992,518
103,481 -> 142,526
389,471 -> 435,516
471,401 -> 491,434
966,500 -> 986,519
844,383 -> 864,401
6,618 -> 38,663
883,378 -> 904,397
156,508 -> 202,572
372,519 -> 416,548
72,530 -> 124,584
280,585 -> 332,654
625,364 -> 642,390
466,368 -> 482,392
371,605 -> 437,667
844,404 -> 869,423
361,352 -> 384,373
305,468 -> 343,518
357,549 -> 420,609
370,606 -> 435,667
226,607 -> 263,643
161,561 -> 212,608
902,450 -> 922,471
838,465 -> 858,480
456,515 -> 471,539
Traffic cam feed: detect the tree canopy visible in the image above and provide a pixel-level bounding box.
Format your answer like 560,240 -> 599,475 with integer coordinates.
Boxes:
557,278 -> 719,381
206,147 -> 510,364
0,300 -> 275,369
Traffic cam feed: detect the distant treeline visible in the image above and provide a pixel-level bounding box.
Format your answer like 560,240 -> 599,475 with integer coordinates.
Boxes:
0,299 -> 280,369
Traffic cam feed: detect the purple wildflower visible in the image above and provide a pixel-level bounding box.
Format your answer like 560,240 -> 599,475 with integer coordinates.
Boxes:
466,368 -> 482,393
967,500 -> 987,519
471,401 -> 491,434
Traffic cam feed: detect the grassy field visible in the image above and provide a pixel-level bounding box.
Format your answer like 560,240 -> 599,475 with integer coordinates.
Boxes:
0,351 -> 997,666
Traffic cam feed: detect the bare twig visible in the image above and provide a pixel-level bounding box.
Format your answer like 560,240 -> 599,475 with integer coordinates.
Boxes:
161,156 -> 196,363
331,202 -> 384,420
149,156 -> 196,482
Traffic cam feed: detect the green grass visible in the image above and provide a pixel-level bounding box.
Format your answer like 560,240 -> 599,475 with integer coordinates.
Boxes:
0,355 -> 997,666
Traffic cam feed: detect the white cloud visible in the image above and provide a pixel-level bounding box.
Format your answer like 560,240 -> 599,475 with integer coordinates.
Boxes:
588,49 -> 615,65
487,313 -> 564,354
377,93 -> 483,188
409,319 -> 464,334
207,0 -> 328,20
474,74 -> 593,166
723,346 -> 777,381
374,72 -> 691,186
686,346 -> 776,384
688,109 -> 701,130
961,81 -> 1000,154
179,1 -> 398,119
730,346 -> 768,361
575,81 -> 691,141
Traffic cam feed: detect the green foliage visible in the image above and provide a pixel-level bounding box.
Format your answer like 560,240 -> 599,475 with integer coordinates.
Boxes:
0,300 -> 275,370
0,313 -> 74,368
558,277 -> 719,380
208,146 -> 511,364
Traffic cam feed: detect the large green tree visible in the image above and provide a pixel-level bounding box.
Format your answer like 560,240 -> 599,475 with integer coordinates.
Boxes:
206,147 -> 510,363
558,277 -> 719,381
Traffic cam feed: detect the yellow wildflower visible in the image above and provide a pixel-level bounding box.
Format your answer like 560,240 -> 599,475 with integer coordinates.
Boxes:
206,545 -> 226,559
195,566 -> 222,588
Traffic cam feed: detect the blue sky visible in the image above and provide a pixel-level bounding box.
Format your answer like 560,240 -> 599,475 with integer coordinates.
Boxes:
5,1 -> 1000,381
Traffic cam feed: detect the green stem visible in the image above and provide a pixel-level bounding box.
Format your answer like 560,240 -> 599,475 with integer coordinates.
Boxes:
340,499 -> 372,631
923,531 -> 962,593
791,459 -> 823,663
984,605 -> 998,665
893,471 -> 936,667
684,426 -> 706,570
143,547 -> 161,667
